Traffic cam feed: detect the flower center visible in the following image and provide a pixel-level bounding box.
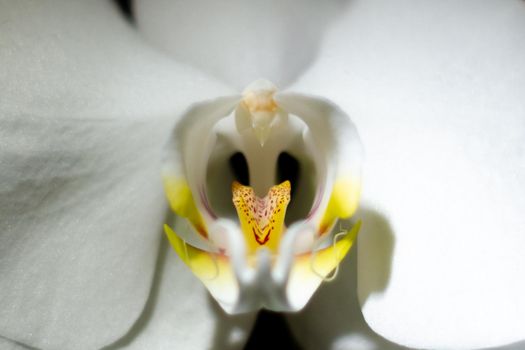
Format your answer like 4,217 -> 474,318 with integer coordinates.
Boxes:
232,180 -> 291,254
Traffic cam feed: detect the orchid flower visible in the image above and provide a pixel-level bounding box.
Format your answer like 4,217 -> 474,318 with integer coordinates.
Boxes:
161,78 -> 362,314
1,1 -> 525,350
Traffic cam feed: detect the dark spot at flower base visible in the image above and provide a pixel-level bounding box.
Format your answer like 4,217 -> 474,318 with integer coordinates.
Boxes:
244,311 -> 302,350
112,0 -> 134,23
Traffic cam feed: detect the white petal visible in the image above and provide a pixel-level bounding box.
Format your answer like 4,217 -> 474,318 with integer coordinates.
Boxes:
104,238 -> 256,350
134,0 -> 347,89
0,1 -> 231,349
288,0 -> 525,348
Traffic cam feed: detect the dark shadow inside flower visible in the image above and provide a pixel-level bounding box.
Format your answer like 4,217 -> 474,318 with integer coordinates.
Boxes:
205,121 -> 317,227
277,151 -> 318,227
229,152 -> 250,186
276,152 -> 299,196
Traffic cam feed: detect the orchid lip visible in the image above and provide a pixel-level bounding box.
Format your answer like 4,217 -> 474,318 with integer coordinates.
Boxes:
162,79 -> 363,313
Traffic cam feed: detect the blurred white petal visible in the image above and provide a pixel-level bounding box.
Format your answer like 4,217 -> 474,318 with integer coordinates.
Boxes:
134,0 -> 349,89
0,1 -> 234,349
288,0 -> 525,348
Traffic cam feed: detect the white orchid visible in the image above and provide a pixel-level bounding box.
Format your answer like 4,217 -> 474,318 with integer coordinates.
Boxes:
1,1 -> 525,350
161,77 -> 363,314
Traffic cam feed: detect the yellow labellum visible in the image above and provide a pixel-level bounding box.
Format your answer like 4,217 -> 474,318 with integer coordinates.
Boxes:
232,180 -> 291,254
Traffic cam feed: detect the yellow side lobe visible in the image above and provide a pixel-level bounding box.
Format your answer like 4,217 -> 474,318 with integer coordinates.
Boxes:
309,221 -> 361,277
164,225 -> 238,306
319,177 -> 361,235
286,221 -> 361,306
163,176 -> 207,237
232,181 -> 291,253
